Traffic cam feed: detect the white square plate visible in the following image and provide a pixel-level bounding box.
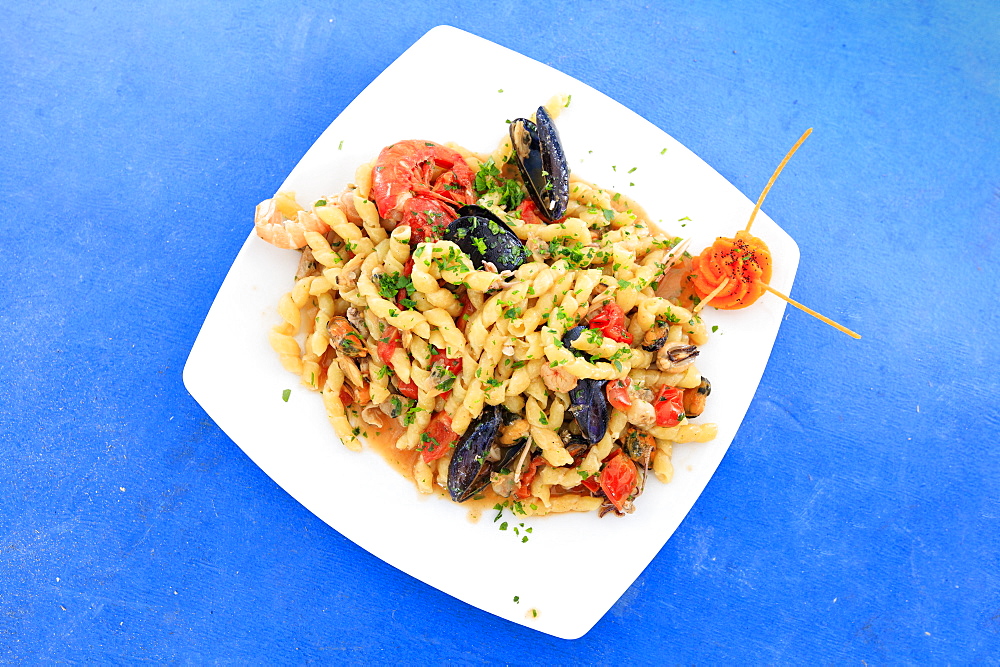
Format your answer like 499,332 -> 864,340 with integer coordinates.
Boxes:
183,25 -> 798,639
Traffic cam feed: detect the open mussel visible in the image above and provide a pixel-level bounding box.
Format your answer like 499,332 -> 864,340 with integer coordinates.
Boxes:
509,106 -> 569,222
447,404 -> 502,502
443,205 -> 529,273
447,404 -> 532,502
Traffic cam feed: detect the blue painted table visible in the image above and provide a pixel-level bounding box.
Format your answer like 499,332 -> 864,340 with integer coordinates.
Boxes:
2,1 -> 998,661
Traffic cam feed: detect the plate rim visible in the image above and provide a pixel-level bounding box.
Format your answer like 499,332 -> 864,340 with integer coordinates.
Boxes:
183,24 -> 800,640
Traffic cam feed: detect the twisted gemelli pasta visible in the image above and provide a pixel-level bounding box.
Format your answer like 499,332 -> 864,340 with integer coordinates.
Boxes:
257,106 -> 718,518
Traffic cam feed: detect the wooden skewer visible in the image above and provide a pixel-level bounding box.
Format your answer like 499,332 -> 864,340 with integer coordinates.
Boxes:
764,284 -> 861,339
745,128 -> 813,234
693,278 -> 729,314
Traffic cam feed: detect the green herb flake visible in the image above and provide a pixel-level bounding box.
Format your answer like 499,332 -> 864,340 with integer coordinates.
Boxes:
281,389 -> 291,402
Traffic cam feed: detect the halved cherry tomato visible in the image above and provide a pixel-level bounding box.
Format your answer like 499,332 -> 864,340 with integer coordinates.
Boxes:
588,302 -> 633,344
652,385 -> 685,427
599,449 -> 637,513
421,411 -> 460,463
377,326 -> 401,365
396,379 -> 419,400
606,377 -> 633,411
514,455 -> 546,500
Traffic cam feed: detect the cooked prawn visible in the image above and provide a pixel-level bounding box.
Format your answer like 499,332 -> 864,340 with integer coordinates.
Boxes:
255,192 -> 330,250
370,140 -> 476,243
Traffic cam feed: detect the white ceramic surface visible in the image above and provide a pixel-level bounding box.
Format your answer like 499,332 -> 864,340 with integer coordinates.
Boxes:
183,25 -> 798,639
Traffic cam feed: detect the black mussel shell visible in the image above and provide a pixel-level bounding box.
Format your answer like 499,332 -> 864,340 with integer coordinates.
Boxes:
443,205 -> 529,273
562,325 -> 587,357
497,440 -> 528,472
509,106 -> 569,222
447,404 -> 503,502
568,378 -> 609,445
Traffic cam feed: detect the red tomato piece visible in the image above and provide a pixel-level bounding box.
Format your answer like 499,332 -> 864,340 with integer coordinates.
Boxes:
580,474 -> 601,493
421,412 -> 460,463
588,302 -> 633,344
516,198 -> 545,225
339,386 -> 353,407
599,450 -> 637,512
514,456 -> 546,500
652,385 -> 685,427
606,378 -> 633,411
396,379 -> 419,400
377,326 -> 401,365
430,349 -> 462,375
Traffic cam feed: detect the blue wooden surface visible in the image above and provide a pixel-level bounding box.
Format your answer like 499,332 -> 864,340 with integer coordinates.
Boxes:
2,0 -> 998,662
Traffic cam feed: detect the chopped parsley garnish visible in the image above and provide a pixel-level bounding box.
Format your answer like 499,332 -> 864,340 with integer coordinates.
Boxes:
474,158 -> 525,210
376,271 -> 416,306
281,389 -> 291,402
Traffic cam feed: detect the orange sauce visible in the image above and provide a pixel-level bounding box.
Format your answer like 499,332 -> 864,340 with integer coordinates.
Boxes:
361,418 -> 417,480
361,416 -> 505,523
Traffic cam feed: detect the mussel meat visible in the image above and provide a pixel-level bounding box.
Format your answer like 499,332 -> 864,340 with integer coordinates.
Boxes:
684,376 -> 711,418
509,106 -> 569,222
641,323 -> 669,352
621,425 -> 656,463
327,316 -> 368,358
656,341 -> 699,372
443,205 -> 529,273
568,378 -> 610,445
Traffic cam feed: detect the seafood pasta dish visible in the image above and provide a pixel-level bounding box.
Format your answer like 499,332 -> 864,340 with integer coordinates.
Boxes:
255,95 -> 718,517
